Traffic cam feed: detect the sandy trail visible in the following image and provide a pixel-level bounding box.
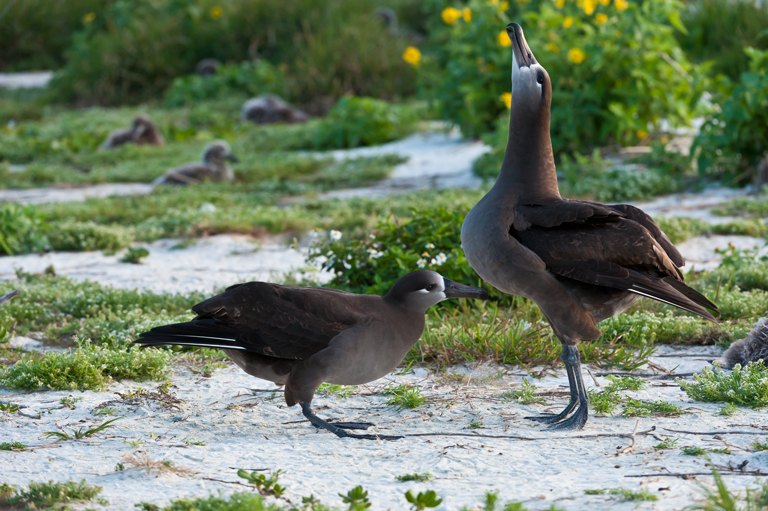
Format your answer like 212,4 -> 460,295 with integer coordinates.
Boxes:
1,346 -> 765,510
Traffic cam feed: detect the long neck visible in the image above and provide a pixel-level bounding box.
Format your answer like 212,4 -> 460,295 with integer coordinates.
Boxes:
495,101 -> 560,201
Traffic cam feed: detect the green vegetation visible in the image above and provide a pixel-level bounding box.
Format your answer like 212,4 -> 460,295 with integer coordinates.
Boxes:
501,381 -> 546,405
0,441 -> 27,451
682,446 -> 731,456
0,479 -> 105,510
237,469 -> 286,497
753,440 -> 768,452
340,486 -> 371,511
718,403 -> 740,417
396,473 -> 433,483
0,340 -> 170,390
121,246 -> 150,264
44,416 -> 123,441
653,438 -> 679,450
384,385 -> 426,411
687,470 -> 768,511
588,375 -> 682,417
695,47 -> 768,184
136,492 -> 288,511
584,487 -> 658,502
621,398 -> 684,418
317,383 -> 357,398
420,0 -> 704,150
0,203 -> 50,256
405,490 -> 442,510
678,362 -> 768,408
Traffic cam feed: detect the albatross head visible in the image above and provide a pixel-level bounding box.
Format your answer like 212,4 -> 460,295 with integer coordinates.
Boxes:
506,23 -> 551,113
386,270 -> 489,312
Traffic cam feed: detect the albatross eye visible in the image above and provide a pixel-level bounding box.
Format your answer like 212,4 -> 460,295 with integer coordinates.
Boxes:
425,284 -> 435,291
537,74 -> 544,84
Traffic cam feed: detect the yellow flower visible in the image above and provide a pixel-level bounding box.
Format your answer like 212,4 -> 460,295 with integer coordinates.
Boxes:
615,0 -> 628,10
210,6 -> 223,19
563,16 -> 573,28
578,0 -> 597,15
595,13 -> 608,23
442,7 -> 462,25
498,29 -> 512,47
636,129 -> 648,139
402,46 -> 421,66
555,0 -> 565,7
500,92 -> 512,109
546,43 -> 560,53
499,1 -> 510,11
599,0 -> 610,5
568,48 -> 586,64
463,7 -> 472,21
83,12 -> 96,24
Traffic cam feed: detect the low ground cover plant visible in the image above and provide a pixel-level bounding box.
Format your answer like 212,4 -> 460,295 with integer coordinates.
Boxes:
678,361 -> 768,408
694,47 -> 768,184
0,479 -> 105,509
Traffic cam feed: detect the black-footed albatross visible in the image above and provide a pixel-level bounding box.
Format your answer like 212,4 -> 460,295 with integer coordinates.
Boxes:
135,270 -> 488,439
461,23 -> 718,431
0,289 -> 20,306
152,140 -> 238,186
99,115 -> 165,150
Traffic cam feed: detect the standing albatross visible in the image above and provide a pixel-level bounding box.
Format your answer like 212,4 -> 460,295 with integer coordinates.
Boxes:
461,23 -> 718,431
135,271 -> 487,439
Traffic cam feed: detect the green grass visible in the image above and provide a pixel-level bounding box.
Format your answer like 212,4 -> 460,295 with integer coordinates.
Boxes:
0,340 -> 170,391
383,385 -> 425,411
678,362 -> 768,408
317,383 -> 356,398
653,438 -> 679,450
621,398 -> 684,418
682,446 -> 731,456
0,441 -> 27,451
0,479 -> 105,510
687,466 -> 768,511
396,473 -> 432,483
584,487 -> 658,502
501,380 -> 547,405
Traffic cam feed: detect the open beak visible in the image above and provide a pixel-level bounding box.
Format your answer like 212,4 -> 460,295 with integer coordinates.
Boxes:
225,154 -> 239,163
443,279 -> 489,300
506,23 -> 537,68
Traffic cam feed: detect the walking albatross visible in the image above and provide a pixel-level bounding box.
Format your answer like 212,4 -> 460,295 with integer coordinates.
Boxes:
461,23 -> 718,431
135,270 -> 487,439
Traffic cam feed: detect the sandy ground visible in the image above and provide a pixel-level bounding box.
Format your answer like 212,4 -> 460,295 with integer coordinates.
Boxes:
0,71 -> 53,89
2,346 -> 766,511
0,234 -> 331,294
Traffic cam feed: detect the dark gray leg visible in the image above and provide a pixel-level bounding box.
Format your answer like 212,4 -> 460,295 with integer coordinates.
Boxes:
525,344 -> 589,430
301,403 -> 402,440
547,344 -> 589,431
524,353 -> 578,423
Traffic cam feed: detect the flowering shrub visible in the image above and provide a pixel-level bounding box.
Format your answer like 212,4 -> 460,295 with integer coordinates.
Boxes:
418,0 -> 706,152
693,47 -> 768,184
307,207 -> 496,298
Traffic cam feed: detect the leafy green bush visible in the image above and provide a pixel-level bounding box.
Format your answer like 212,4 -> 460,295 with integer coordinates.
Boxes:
47,221 -> 135,253
0,479 -> 104,509
694,47 -> 768,184
0,204 -> 50,256
307,207 -> 491,297
0,339 -> 171,391
677,0 -> 768,80
0,0 -> 107,72
419,0 -> 705,151
312,97 -> 419,149
48,0 -> 418,107
164,60 -> 287,107
678,362 -> 768,408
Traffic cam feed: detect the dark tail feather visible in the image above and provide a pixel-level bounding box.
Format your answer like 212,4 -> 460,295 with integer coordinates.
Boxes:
662,277 -> 718,311
136,320 -> 246,350
628,274 -> 718,323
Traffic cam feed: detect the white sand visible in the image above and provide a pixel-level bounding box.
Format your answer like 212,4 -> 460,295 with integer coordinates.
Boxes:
0,234 -> 331,294
0,183 -> 155,205
1,346 -> 766,510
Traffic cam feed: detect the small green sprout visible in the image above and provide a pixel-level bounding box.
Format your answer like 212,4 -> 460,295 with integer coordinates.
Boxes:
318,383 -> 356,398
236,469 -> 286,496
752,440 -> 768,451
604,375 -> 648,392
384,385 -> 425,410
717,403 -> 739,416
467,420 -> 484,429
115,462 -> 125,472
60,395 -> 83,409
588,389 -> 623,415
120,247 -> 149,264
94,407 -> 117,416
0,402 -> 20,414
396,473 -> 432,483
621,398 -> 683,417
501,380 -> 546,405
44,416 -> 124,441
682,446 -> 708,456
340,486 -> 371,510
405,489 -> 443,510
653,438 -> 679,450
0,441 -> 28,451
584,487 -> 657,501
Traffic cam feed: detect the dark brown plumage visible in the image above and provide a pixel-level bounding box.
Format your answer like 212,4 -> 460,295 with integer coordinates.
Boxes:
241,94 -> 309,124
99,115 -> 165,150
461,23 -> 718,431
135,271 -> 488,439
